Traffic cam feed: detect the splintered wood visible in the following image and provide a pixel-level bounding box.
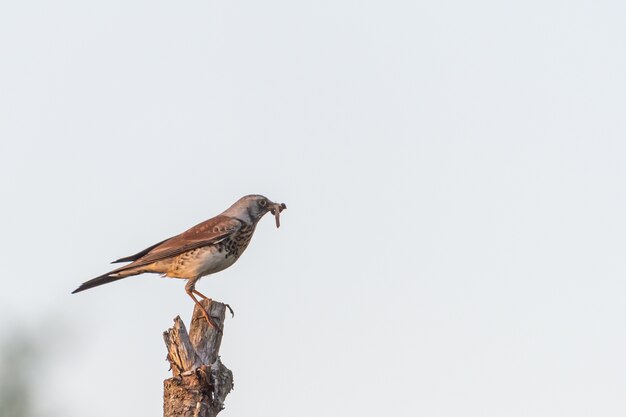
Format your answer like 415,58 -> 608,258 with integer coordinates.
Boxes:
163,300 -> 233,417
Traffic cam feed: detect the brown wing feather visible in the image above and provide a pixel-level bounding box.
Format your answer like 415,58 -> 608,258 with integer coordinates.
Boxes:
72,215 -> 244,294
118,215 -> 243,269
111,237 -> 174,263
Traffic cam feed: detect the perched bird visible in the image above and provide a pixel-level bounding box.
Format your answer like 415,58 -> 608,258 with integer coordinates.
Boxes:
72,194 -> 287,331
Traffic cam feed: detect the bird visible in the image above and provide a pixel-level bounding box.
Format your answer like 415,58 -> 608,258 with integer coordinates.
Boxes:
72,194 -> 287,331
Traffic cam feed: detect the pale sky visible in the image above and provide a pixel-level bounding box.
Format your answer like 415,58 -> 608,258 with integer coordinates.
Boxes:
1,1 -> 626,416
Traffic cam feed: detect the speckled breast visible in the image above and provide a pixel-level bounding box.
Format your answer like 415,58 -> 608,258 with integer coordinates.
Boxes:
219,224 -> 256,260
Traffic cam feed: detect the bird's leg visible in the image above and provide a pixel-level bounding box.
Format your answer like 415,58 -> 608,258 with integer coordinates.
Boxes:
193,289 -> 235,318
185,283 -> 221,333
192,289 -> 210,300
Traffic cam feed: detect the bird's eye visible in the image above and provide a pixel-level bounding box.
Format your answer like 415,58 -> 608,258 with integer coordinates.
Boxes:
259,199 -> 267,207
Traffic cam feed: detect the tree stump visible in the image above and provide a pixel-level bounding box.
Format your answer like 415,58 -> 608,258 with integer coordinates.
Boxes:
163,300 -> 233,417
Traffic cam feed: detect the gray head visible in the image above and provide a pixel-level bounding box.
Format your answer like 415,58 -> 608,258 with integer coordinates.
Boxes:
221,194 -> 287,227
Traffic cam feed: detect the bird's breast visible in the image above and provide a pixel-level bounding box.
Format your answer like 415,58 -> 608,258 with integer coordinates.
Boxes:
220,226 -> 255,258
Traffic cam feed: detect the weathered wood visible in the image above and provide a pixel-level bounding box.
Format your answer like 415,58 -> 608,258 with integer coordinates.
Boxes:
163,300 -> 233,417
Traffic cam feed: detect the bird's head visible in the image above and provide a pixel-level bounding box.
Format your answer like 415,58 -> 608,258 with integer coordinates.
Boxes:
222,194 -> 287,227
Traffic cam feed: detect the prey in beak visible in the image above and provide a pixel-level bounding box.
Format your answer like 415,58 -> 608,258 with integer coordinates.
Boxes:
269,202 -> 287,228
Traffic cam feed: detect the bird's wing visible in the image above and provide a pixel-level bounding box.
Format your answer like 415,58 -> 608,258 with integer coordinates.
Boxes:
118,216 -> 243,269
111,237 -> 174,263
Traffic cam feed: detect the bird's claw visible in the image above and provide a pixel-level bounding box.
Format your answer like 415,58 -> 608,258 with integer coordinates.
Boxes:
207,316 -> 223,334
197,307 -> 223,334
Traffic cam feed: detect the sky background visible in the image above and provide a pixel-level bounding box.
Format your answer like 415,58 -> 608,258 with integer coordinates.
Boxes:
1,0 -> 626,416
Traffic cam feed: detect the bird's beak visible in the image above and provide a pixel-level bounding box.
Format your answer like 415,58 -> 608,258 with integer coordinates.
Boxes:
269,202 -> 287,228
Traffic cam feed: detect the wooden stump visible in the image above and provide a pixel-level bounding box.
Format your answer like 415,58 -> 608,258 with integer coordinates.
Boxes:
163,300 -> 233,417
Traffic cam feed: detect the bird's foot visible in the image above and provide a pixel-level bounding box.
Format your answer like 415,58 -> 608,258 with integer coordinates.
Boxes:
193,289 -> 234,318
198,306 -> 223,334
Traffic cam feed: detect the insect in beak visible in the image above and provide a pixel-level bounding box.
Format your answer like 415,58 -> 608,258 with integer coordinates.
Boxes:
270,203 -> 287,228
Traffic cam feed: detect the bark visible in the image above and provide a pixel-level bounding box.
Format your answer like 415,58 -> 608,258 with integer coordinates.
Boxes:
163,300 -> 233,417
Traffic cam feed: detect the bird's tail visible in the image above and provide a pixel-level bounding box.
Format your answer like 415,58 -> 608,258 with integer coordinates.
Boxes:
71,267 -> 143,294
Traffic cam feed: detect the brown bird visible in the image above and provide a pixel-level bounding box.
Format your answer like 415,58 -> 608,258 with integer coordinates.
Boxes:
72,194 -> 286,331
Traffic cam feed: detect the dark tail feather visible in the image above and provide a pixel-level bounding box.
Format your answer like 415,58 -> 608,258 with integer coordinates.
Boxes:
72,274 -> 125,294
72,269 -> 140,294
